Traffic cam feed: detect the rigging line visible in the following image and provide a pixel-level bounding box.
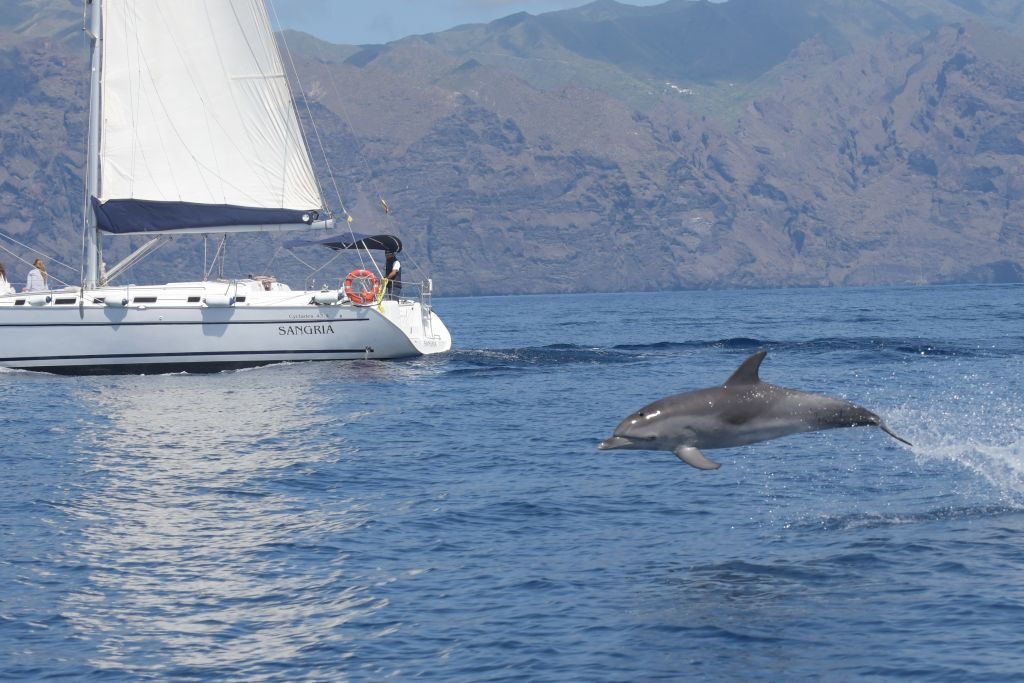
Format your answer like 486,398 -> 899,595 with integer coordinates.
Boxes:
196,3 -> 230,203
0,231 -> 78,273
267,2 -> 345,215
227,0 -> 316,208
104,238 -> 168,285
79,157 -> 90,284
285,249 -> 317,272
307,38 -> 391,230
129,6 -> 141,197
204,235 -> 226,281
284,247 -> 344,290
0,243 -> 75,289
120,1 -> 143,198
304,36 -> 395,278
135,4 -> 293,207
145,5 -> 238,204
80,2 -> 95,286
115,6 -> 181,207
305,249 -> 344,283
305,35 -> 425,283
261,245 -> 282,274
266,0 -> 373,273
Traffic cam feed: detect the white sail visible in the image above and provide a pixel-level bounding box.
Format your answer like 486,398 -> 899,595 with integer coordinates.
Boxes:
96,0 -> 323,234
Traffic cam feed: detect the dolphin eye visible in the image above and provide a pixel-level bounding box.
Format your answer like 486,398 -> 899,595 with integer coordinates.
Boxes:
638,412 -> 645,417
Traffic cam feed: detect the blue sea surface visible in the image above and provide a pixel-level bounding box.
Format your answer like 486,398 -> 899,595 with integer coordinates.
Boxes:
2,285 -> 1024,681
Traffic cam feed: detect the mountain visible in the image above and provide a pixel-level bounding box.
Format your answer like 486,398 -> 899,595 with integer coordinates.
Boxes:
1,0 -> 1023,294
0,0 -> 80,41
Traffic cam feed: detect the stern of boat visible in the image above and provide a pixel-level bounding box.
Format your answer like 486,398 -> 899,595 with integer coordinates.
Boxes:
375,283 -> 452,355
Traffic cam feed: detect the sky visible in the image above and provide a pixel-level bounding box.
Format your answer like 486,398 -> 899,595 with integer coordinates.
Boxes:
268,0 -> 668,45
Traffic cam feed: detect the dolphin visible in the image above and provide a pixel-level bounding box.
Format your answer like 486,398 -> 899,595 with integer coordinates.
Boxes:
597,351 -> 912,470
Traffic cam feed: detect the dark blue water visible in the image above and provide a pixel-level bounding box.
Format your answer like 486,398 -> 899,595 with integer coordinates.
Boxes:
3,285 -> 1024,681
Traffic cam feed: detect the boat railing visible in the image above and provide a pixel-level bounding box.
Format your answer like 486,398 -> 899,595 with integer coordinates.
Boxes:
418,279 -> 433,312
383,279 -> 432,311
7,280 -> 439,311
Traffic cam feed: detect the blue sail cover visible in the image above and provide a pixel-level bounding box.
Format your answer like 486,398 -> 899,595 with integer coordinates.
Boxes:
284,233 -> 403,252
92,197 -> 318,234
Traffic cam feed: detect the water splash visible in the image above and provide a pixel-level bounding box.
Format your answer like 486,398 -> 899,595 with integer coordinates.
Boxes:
892,390 -> 1024,499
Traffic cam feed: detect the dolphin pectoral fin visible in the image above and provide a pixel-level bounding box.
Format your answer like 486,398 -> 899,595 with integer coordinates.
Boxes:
673,446 -> 721,470
878,423 -> 913,447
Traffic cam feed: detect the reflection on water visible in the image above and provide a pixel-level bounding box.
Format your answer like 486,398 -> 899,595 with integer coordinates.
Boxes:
62,368 -> 384,676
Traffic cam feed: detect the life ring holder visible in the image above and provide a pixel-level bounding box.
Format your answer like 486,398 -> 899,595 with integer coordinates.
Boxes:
343,269 -> 380,306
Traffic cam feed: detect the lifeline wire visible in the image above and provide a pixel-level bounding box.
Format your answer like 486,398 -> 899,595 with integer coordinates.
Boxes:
0,242 -> 74,289
0,231 -> 78,273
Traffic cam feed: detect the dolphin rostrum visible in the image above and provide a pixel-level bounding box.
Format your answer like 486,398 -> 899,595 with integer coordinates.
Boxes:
597,351 -> 912,470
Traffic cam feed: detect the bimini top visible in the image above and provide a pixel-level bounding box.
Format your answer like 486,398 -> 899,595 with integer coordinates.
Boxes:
284,233 -> 402,253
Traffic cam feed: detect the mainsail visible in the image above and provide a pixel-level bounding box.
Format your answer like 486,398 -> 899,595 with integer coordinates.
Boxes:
93,0 -> 324,235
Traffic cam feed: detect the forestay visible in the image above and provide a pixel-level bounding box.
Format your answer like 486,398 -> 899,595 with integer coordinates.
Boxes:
95,0 -> 324,234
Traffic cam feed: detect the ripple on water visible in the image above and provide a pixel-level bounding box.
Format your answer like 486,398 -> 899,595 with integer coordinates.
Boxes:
3,286 -> 1024,680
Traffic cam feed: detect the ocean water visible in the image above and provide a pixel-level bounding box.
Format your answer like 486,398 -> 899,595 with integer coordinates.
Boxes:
2,284 -> 1023,681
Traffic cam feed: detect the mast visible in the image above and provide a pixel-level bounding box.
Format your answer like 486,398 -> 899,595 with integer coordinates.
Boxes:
83,0 -> 102,287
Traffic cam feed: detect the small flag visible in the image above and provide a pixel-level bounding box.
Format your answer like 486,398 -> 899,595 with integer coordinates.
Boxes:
380,198 -> 390,214
346,214 -> 353,223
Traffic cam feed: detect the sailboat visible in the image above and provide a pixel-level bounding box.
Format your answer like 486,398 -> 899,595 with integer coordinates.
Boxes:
0,0 -> 451,374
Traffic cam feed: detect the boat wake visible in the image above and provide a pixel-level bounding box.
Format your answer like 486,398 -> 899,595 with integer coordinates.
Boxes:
446,336 -> 1013,375
794,504 -> 1022,532
0,366 -> 41,375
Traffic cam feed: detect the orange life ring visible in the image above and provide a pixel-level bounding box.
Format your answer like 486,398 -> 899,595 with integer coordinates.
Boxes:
343,269 -> 379,305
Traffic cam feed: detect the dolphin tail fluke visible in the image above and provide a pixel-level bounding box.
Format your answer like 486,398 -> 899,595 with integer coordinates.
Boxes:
673,446 -> 721,470
878,423 -> 913,447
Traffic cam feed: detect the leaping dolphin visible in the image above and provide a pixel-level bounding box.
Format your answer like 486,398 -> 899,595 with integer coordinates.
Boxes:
598,351 -> 912,470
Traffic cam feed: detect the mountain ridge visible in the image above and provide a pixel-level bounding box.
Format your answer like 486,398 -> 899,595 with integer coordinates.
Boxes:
0,0 -> 1022,294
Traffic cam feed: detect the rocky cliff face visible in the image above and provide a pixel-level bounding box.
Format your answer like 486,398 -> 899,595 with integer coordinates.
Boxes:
1,0 -> 1022,294
0,35 -> 87,280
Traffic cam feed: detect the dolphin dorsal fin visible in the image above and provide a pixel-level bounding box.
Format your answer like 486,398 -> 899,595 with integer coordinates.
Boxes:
723,351 -> 767,387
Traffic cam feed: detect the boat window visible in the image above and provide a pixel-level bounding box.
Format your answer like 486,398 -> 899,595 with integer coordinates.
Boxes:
133,296 -> 158,303
187,296 -> 201,303
235,296 -> 247,303
55,298 -> 77,305
14,299 -> 25,306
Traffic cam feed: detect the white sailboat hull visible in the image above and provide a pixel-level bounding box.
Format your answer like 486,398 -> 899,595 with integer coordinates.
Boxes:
12,2 -> 453,376
0,281 -> 451,374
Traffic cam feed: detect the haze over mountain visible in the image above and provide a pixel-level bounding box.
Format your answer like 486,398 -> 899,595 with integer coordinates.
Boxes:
1,0 -> 1022,294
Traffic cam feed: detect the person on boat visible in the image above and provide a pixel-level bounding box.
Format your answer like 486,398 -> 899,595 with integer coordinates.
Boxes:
0,263 -> 14,295
24,258 -> 47,292
384,250 -> 402,300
